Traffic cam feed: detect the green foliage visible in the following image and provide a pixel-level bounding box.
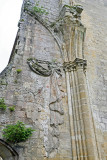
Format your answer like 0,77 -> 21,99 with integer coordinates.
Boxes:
0,80 -> 7,86
50,22 -> 56,28
52,59 -> 57,63
24,1 -> 48,16
0,83 -> 7,85
32,1 -> 49,15
3,121 -> 34,143
20,19 -> 24,22
16,69 -> 22,74
14,80 -> 18,84
9,106 -> 15,112
0,98 -> 7,110
27,58 -> 33,61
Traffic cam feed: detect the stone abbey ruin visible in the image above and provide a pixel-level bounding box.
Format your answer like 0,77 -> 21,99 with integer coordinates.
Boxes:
0,0 -> 107,159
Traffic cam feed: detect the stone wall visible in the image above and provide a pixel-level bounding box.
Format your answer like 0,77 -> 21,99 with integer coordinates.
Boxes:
75,0 -> 107,159
0,0 -> 107,159
0,0 -> 72,159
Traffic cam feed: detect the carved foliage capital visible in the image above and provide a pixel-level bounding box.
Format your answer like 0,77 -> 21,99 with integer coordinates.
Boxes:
63,58 -> 87,72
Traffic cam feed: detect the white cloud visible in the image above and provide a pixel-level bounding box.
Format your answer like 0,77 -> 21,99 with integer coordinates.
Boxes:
0,0 -> 23,72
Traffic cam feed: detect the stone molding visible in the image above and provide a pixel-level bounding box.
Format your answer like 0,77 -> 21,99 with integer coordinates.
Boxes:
0,139 -> 19,160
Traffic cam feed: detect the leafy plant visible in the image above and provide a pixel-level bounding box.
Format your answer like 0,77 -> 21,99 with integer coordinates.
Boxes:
32,2 -> 49,15
0,98 -> 7,110
52,59 -> 57,63
20,19 -> 24,22
27,58 -> 33,61
14,80 -> 17,84
9,106 -> 15,112
16,69 -> 22,74
24,1 -> 48,15
3,121 -> 34,143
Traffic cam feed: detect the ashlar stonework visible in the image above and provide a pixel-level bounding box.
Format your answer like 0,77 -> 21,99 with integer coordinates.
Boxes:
0,0 -> 107,160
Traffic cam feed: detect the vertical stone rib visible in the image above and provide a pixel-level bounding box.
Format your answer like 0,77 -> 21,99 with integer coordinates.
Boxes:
69,28 -> 83,159
69,38 -> 72,62
66,71 -> 77,158
82,31 -> 85,59
74,70 -> 88,160
78,31 -> 83,59
74,70 -> 86,160
71,70 -> 81,159
74,27 -> 78,59
76,66 -> 99,159
69,70 -> 79,159
71,27 -> 75,60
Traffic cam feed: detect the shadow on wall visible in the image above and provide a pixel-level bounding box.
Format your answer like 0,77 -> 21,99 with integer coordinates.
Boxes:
0,139 -> 18,160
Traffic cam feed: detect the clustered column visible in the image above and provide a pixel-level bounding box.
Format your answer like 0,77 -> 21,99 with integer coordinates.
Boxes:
62,9 -> 100,158
64,57 -> 99,159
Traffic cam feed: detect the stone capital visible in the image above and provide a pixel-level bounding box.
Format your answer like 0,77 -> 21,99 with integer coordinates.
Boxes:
63,58 -> 87,71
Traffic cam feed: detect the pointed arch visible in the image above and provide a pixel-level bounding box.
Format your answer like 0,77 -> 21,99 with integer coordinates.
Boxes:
0,139 -> 18,160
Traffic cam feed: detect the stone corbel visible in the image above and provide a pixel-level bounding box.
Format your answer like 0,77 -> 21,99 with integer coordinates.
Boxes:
59,5 -> 83,23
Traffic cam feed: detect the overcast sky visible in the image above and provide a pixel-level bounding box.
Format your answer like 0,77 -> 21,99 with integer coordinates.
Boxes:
0,0 -> 23,73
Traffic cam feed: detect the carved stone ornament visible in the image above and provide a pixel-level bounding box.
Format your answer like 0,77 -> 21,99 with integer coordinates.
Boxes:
27,58 -> 62,77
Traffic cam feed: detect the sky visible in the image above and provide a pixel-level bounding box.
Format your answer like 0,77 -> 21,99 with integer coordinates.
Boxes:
0,0 -> 23,72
